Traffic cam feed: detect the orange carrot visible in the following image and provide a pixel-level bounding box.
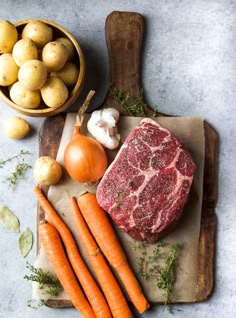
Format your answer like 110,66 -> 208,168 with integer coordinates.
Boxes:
39,221 -> 95,318
71,196 -> 133,318
77,192 -> 150,314
34,186 -> 112,318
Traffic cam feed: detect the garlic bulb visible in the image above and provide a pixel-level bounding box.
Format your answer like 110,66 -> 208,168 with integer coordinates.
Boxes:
87,108 -> 120,150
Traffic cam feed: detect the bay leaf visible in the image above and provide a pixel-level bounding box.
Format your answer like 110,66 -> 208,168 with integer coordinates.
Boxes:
19,227 -> 33,258
0,204 -> 20,232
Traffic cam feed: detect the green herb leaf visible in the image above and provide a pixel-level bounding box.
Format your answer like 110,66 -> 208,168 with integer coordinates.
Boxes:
157,243 -> 183,303
6,162 -> 32,189
111,88 -> 146,116
19,227 -> 33,257
134,241 -> 183,308
0,150 -> 32,189
24,262 -> 63,308
0,150 -> 32,168
0,204 -> 20,232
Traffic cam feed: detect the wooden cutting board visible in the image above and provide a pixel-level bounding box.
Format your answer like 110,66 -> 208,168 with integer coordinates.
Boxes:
37,11 -> 217,306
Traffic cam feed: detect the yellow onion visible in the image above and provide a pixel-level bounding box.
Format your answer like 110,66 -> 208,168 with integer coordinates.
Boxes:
64,90 -> 108,183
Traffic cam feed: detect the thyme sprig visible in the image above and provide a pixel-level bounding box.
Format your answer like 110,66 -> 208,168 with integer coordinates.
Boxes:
6,163 -> 32,189
24,262 -> 62,309
157,243 -> 183,307
112,88 -> 146,116
0,150 -> 32,189
0,150 -> 31,168
134,241 -> 183,309
111,88 -> 159,116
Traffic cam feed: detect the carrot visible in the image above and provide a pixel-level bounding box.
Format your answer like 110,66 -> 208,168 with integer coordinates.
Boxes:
34,186 -> 112,318
39,221 -> 95,318
71,196 -> 133,318
77,192 -> 150,314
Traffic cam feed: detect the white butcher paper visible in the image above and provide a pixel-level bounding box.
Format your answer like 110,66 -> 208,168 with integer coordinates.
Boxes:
33,113 -> 205,304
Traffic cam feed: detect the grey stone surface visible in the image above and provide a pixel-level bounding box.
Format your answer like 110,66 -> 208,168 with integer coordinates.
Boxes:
0,0 -> 235,317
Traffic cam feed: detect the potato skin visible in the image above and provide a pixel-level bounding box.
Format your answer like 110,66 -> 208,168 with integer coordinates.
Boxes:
0,20 -> 18,53
12,38 -> 38,66
41,77 -> 68,108
42,41 -> 68,72
22,20 -> 53,48
18,59 -> 47,90
51,62 -> 79,86
3,116 -> 30,139
10,81 -> 41,109
0,53 -> 19,86
33,156 -> 62,186
56,37 -> 75,60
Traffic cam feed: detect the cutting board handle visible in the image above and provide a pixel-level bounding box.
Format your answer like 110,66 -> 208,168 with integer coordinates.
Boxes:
104,11 -> 144,102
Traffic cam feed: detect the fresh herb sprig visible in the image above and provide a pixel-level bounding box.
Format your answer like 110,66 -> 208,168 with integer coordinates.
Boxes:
24,262 -> 62,309
134,241 -> 183,309
0,150 -> 32,189
157,243 -> 183,307
0,150 -> 31,168
112,88 -> 146,116
6,163 -> 32,189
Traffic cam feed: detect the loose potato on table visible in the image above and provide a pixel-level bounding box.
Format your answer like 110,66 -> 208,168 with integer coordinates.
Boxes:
42,41 -> 69,72
33,156 -> 62,186
18,59 -> 47,90
12,38 -> 38,66
41,77 -> 68,108
0,53 -> 19,86
2,116 -> 30,139
0,20 -> 18,53
21,20 -> 53,48
10,81 -> 41,109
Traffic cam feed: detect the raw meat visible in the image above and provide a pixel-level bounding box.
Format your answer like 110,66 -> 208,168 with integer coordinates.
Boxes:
96,118 -> 196,243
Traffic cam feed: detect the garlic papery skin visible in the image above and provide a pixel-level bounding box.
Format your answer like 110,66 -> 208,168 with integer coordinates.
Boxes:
87,108 -> 121,150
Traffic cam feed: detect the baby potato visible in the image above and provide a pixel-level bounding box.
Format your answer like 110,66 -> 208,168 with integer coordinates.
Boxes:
42,41 -> 68,72
33,156 -> 62,186
18,59 -> 47,90
12,38 -> 38,66
0,53 -> 19,86
2,116 -> 30,139
56,37 -> 75,60
22,20 -> 53,48
41,77 -> 68,108
51,62 -> 79,86
10,81 -> 41,109
0,20 -> 18,53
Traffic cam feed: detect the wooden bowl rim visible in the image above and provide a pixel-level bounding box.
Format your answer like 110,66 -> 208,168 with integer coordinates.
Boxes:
0,19 -> 86,117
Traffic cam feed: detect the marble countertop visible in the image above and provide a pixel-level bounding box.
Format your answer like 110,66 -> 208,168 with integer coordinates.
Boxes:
0,1 -> 235,317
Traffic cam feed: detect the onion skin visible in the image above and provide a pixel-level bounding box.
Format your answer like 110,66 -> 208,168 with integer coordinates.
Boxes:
64,126 -> 108,183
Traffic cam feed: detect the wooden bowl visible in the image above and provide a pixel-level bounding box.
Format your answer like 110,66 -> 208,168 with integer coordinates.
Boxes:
0,19 -> 85,117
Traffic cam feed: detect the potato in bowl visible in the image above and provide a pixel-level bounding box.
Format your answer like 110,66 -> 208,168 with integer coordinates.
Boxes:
0,19 -> 85,117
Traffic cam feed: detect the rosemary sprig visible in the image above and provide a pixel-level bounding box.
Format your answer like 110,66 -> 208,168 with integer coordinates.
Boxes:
0,150 -> 31,168
6,163 -> 32,189
111,88 -> 146,116
24,262 -> 62,309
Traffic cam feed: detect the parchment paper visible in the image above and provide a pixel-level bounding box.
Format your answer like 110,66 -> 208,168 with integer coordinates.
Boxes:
33,113 -> 205,303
